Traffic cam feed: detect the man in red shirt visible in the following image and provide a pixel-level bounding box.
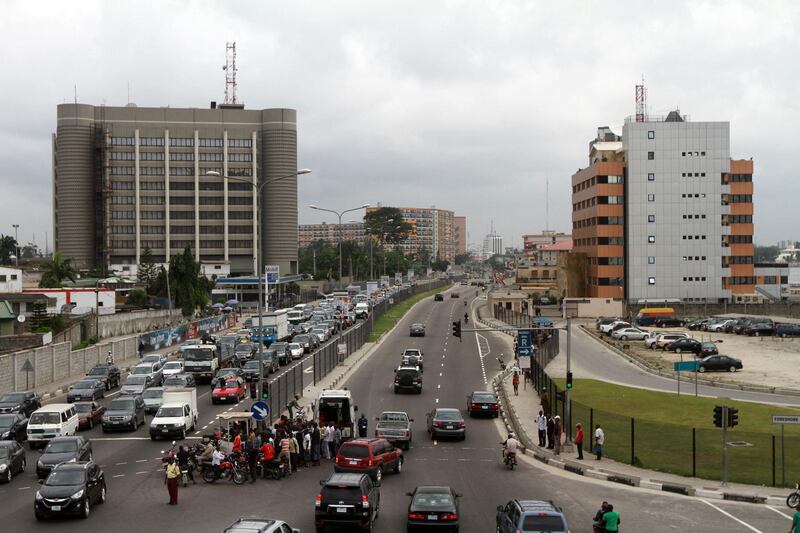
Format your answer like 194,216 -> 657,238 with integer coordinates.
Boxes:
232,431 -> 242,453
575,422 -> 584,460
259,441 -> 275,462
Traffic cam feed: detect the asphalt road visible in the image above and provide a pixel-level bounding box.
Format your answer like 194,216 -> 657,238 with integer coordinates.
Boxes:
0,289 -> 793,532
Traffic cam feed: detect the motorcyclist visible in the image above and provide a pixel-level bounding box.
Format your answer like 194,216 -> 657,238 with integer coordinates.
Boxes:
211,445 -> 225,481
176,444 -> 195,483
464,312 -> 469,323
106,351 -> 114,365
502,432 -> 521,463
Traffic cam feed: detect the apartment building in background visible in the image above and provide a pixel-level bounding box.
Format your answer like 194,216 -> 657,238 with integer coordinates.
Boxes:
571,111 -> 758,303
53,102 -> 299,276
522,231 -> 572,259
367,206 -> 457,263
299,222 -> 366,247
482,232 -> 504,259
454,216 -> 467,256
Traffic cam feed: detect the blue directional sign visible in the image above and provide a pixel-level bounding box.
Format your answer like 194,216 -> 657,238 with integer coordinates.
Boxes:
517,329 -> 534,357
673,360 -> 699,372
251,401 -> 270,421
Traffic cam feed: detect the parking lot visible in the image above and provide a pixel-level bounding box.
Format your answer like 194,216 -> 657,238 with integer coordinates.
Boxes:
598,318 -> 800,390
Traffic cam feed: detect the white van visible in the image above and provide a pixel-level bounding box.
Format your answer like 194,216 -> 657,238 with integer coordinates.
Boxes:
27,403 -> 79,448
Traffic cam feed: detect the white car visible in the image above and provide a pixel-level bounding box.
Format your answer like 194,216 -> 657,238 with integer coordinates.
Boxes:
287,343 -> 304,360
161,360 -> 185,377
654,332 -> 690,349
644,331 -> 661,349
707,319 -> 736,332
600,320 -> 627,334
611,327 -> 648,341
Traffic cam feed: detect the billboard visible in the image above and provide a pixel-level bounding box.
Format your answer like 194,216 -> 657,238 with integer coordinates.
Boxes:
407,269 -> 415,283
367,281 -> 379,299
394,272 -> 403,285
380,275 -> 390,289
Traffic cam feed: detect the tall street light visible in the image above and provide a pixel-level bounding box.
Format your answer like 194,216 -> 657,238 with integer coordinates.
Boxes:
308,204 -> 370,289
12,224 -> 19,266
206,168 -> 311,408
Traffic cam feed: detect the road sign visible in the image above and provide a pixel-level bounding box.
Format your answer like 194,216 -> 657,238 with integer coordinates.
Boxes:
264,265 -> 280,283
673,360 -> 699,372
337,343 -> 347,356
251,401 -> 270,421
518,355 -> 531,369
21,358 -> 34,372
517,329 -> 533,357
772,415 -> 800,425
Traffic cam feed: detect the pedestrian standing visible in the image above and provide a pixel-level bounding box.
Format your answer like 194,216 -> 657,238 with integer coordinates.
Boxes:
540,389 -> 551,418
535,410 -> 547,447
357,413 -> 369,438
232,431 -> 242,453
601,503 -> 620,532
247,433 -> 258,483
789,503 -> 800,533
512,372 -> 520,396
553,416 -> 562,455
334,425 -> 342,455
165,457 -> 180,505
575,423 -> 584,460
324,422 -> 335,459
303,426 -> 312,465
310,423 -> 322,466
546,416 -> 555,450
594,425 -> 605,460
289,431 -> 300,472
279,434 -> 291,475
592,501 -> 609,533
138,341 -> 145,359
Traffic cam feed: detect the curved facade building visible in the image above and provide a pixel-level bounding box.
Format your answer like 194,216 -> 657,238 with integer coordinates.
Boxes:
53,102 -> 299,275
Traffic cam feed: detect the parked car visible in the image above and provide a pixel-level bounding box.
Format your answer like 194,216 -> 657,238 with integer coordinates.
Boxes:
67,379 -> 106,403
409,323 -> 426,337
101,395 -> 146,432
74,402 -> 105,430
596,317 -> 619,330
334,438 -> 403,482
644,331 -> 663,349
142,387 -> 164,414
723,318 -> 751,334
664,338 -> 702,354
700,342 -> 719,356
434,293 -> 444,301
394,366 -> 423,394
707,319 -> 737,332
654,317 -> 686,328
654,333 -> 690,349
406,486 -> 462,532
85,364 -> 121,391
315,473 -> 380,533
426,408 -> 466,440
0,440 -> 26,483
36,436 -> 92,479
222,518 -> 300,533
466,390 -> 499,417
600,320 -> 628,335
34,462 -> 106,520
0,391 -> 41,416
745,322 -> 775,337
607,322 -> 632,336
777,323 -> 800,337
161,360 -> 185,378
733,319 -> 757,335
686,318 -> 710,331
0,413 -> 28,442
212,377 -> 247,404
697,355 -> 743,373
496,499 -> 569,533
611,327 -> 648,341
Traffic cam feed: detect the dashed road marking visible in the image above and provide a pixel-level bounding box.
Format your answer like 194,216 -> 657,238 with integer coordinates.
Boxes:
113,474 -> 125,478
765,505 -> 792,520
437,384 -> 441,389
435,398 -> 439,403
136,471 -> 148,475
700,499 -> 763,533
136,459 -> 148,463
194,431 -> 201,435
115,462 -> 128,465
18,486 -> 30,491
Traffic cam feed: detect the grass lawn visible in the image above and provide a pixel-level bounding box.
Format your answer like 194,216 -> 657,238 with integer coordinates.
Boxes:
554,378 -> 800,487
367,285 -> 451,342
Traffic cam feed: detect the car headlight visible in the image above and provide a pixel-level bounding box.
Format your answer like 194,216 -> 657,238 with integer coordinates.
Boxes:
70,489 -> 84,500
0,464 -> 6,471
37,460 -> 44,468
0,431 -> 9,438
36,491 -> 42,500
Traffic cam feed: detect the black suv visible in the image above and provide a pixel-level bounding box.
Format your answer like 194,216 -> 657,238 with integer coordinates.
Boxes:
36,436 -> 93,479
394,366 -> 422,394
315,473 -> 380,533
0,391 -> 40,416
496,499 -> 569,533
86,364 -> 121,390
434,293 -> 444,301
35,462 -> 106,520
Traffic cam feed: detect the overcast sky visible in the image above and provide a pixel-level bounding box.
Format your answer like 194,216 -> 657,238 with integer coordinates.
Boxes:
1,0 -> 798,252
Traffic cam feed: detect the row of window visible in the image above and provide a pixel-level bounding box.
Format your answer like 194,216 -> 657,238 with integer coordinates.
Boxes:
681,193 -> 707,199
681,172 -> 707,178
681,277 -> 707,282
168,211 -> 252,220
728,235 -> 753,244
727,215 -> 753,223
682,235 -> 708,240
683,256 -> 707,261
729,277 -> 756,285
727,256 -> 753,264
113,239 -> 254,249
728,173 -> 752,182
572,216 -> 624,229
111,225 -> 250,235
682,151 -> 707,157
598,196 -> 624,205
727,195 -> 752,203
111,166 -> 254,177
112,137 -> 249,148
589,257 -> 624,266
683,214 -> 707,220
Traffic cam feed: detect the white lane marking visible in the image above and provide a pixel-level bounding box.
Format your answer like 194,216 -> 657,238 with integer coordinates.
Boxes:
433,440 -> 438,446
136,471 -> 148,475
136,459 -> 148,463
435,398 -> 439,403
439,373 -> 442,377
437,384 -> 441,389
115,462 -> 128,465
18,486 -> 30,490
194,431 -> 201,435
765,505 -> 792,519
113,474 -> 125,478
700,499 -> 763,533
304,367 -> 313,374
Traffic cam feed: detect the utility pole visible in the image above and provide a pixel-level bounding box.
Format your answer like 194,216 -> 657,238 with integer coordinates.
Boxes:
565,317 -> 572,444
722,405 -> 729,487
12,224 -> 19,266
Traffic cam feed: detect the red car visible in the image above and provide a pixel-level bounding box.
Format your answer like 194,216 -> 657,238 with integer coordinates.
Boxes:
212,377 -> 246,404
333,437 -> 403,482
75,401 -> 106,430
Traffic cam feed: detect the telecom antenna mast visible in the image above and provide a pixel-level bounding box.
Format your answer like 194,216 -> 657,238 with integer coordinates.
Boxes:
223,42 -> 238,105
635,77 -> 646,122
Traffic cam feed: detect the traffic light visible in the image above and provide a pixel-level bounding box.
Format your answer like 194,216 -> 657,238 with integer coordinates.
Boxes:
727,407 -> 739,428
566,371 -> 573,390
713,405 -> 723,428
249,382 -> 257,400
261,382 -> 270,400
452,320 -> 462,339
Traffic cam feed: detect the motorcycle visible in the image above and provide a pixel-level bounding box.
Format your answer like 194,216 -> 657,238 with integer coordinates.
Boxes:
258,455 -> 287,480
502,448 -> 517,470
160,441 -> 177,468
787,481 -> 800,508
497,356 -> 507,371
202,451 -> 248,485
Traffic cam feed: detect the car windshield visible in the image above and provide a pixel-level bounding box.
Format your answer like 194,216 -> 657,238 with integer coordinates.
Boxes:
412,324 -> 423,328
44,440 -> 78,453
0,414 -> 17,429
521,515 -> 566,530
73,404 -> 93,413
224,381 -> 240,389
142,356 -> 161,363
73,380 -> 97,389
163,362 -> 182,370
702,343 -> 716,348
472,393 -> 496,402
183,348 -> 214,361
404,350 -> 421,356
295,335 -> 309,342
45,470 -> 85,486
0,447 -> 8,458
87,367 -> 108,376
244,362 -> 260,369
131,366 -> 152,375
164,378 -> 185,386
29,412 -> 61,425
436,411 -> 462,421
109,399 -> 135,411
338,444 -> 369,458
0,393 -> 26,403
143,389 -> 163,399
289,343 -> 301,350
380,413 -> 408,422
125,376 -> 147,385
413,492 -> 453,507
156,407 -> 184,417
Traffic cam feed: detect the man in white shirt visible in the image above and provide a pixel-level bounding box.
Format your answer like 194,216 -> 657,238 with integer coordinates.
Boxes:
535,410 -> 547,447
503,432 -> 521,465
211,447 -> 226,480
594,426 -> 605,460
323,423 -> 335,459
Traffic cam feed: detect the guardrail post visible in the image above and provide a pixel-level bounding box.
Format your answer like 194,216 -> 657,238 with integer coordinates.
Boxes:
630,417 -> 635,465
589,408 -> 594,439
692,427 -> 696,478
772,434 -> 776,487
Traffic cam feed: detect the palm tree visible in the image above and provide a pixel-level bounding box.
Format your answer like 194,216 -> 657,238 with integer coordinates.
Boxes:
39,252 -> 78,288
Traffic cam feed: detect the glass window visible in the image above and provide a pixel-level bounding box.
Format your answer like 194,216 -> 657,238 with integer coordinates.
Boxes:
648,256 -> 655,264
648,236 -> 655,243
647,194 -> 655,202
648,173 -> 655,181
648,215 -> 655,223
647,131 -> 655,139
647,151 -> 654,160
648,277 -> 656,285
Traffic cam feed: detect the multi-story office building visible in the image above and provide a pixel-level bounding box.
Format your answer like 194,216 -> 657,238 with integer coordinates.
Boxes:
522,231 -> 572,258
454,216 -> 467,256
53,102 -> 299,276
571,111 -> 756,303
482,232 -> 504,259
366,206 -> 457,263
298,222 -> 366,247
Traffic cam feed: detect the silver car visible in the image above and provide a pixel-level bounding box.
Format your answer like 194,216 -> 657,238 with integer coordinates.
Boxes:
119,374 -> 153,396
142,386 -> 164,414
130,362 -> 163,386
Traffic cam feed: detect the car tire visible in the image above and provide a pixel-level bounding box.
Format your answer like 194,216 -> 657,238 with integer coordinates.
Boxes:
394,457 -> 403,474
729,366 -> 737,373
620,336 -> 627,341
755,331 -> 760,337
4,468 -> 10,483
99,484 -> 106,504
20,459 -> 26,473
180,428 -> 186,440
88,419 -> 93,430
375,466 -> 383,482
35,512 -> 44,521
698,366 -> 706,373
82,499 -> 90,519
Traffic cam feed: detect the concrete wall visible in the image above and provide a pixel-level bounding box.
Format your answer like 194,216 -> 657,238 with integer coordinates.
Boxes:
0,333 -> 44,354
626,301 -> 800,320
563,297 -> 624,318
0,336 -> 138,395
97,309 -> 183,338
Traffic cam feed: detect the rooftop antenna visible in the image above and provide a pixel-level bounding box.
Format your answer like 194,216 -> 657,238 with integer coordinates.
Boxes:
635,76 -> 646,122
222,42 -> 238,105
127,81 -> 131,105
73,84 -> 77,104
546,176 -> 550,231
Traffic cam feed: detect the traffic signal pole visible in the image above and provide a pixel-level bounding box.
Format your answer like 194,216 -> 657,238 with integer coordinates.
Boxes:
722,405 -> 729,487
565,317 -> 572,445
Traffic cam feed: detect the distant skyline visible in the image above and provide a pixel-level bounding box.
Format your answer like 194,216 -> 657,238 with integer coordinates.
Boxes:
1,1 -> 798,252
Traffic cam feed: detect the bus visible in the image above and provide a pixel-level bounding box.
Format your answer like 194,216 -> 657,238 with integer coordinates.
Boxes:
635,307 -> 676,326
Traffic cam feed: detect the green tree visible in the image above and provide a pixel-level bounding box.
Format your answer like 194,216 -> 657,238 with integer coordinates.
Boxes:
364,207 -> 412,247
454,253 -> 471,265
39,252 -> 78,288
0,235 -> 17,265
431,258 -> 450,272
127,288 -> 148,307
168,246 -> 212,316
137,247 -> 158,292
755,245 -> 780,262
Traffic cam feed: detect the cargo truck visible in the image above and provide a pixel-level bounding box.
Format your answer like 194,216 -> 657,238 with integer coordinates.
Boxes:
182,344 -> 234,382
149,388 -> 198,440
249,310 -> 290,345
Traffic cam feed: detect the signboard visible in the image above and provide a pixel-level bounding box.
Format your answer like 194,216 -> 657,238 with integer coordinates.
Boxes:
426,267 -> 433,278
407,269 -> 415,283
366,281 -> 379,299
380,275 -> 390,289
518,355 -> 531,369
673,360 -> 699,372
516,329 -> 534,357
395,272 -> 403,285
251,401 -> 270,421
264,265 -> 280,283
772,415 -> 800,425
337,343 -> 347,356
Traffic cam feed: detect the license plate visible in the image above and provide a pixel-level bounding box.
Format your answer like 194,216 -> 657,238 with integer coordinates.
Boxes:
348,460 -> 357,465
336,507 -> 348,514
446,425 -> 454,429
428,514 -> 438,520
51,506 -> 61,511
162,429 -> 169,432
481,405 -> 488,409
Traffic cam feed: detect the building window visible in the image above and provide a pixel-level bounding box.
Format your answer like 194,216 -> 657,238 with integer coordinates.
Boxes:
647,194 -> 655,202
140,137 -> 165,146
648,235 -> 655,243
169,138 -> 194,147
647,131 -> 655,139
199,138 -> 224,148
111,137 -> 135,146
648,215 -> 655,223
648,256 -> 655,264
647,173 -> 655,181
228,138 -> 252,148
648,277 -> 656,285
647,151 -> 655,160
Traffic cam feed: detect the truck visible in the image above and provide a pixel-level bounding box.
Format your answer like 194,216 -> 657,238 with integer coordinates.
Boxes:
315,389 -> 358,440
249,310 -> 290,345
182,344 -> 233,383
218,335 -> 238,363
375,411 -> 414,450
149,387 -> 198,440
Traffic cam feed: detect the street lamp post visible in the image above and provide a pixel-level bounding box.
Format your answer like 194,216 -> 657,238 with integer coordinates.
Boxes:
308,204 -> 370,290
206,168 -> 311,409
12,224 -> 19,266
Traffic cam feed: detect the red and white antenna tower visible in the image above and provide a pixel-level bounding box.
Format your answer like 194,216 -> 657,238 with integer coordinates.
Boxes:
223,42 -> 238,105
635,77 -> 646,122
